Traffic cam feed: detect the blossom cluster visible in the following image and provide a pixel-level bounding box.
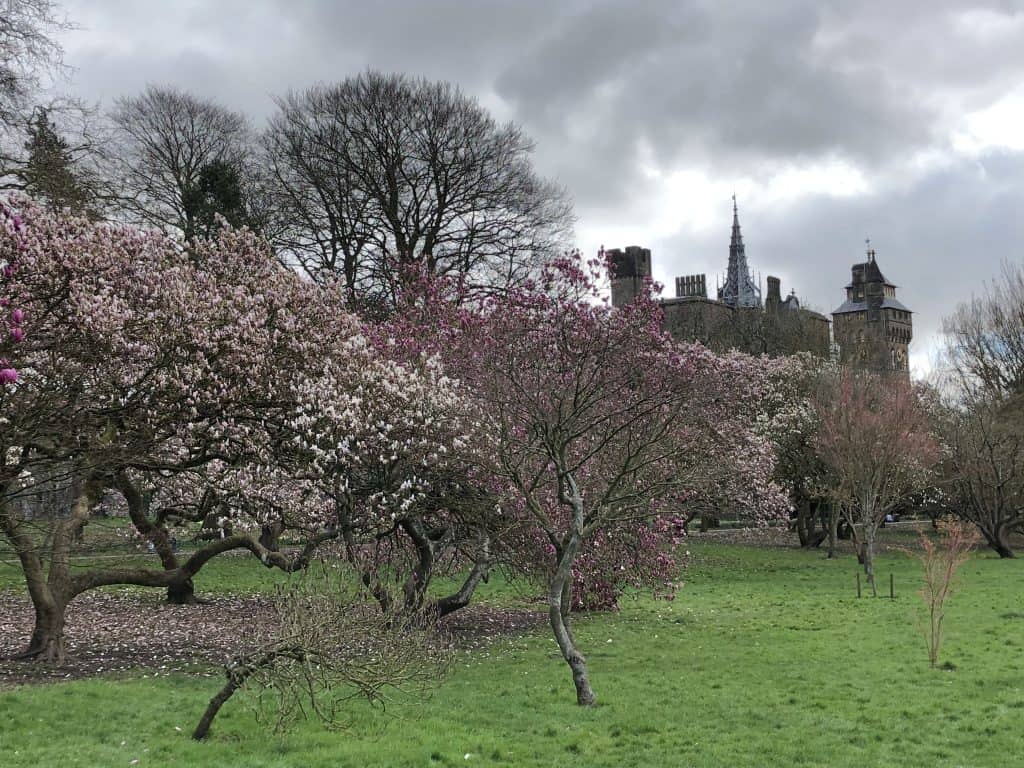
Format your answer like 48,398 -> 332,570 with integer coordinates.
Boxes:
0,197 -> 472,551
389,254 -> 789,609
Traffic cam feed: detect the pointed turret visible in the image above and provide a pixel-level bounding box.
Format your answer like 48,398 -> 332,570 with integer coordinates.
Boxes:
717,196 -> 762,308
731,195 -> 742,250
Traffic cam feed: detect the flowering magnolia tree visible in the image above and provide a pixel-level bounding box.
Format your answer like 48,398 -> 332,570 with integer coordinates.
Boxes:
813,369 -> 939,595
0,198 -> 470,663
757,354 -> 838,551
287,332 -> 481,619
0,206 -> 25,384
432,256 -> 785,705
301,269 -> 515,624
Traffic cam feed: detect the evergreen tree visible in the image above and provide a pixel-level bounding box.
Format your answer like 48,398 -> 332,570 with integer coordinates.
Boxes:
183,159 -> 251,239
23,108 -> 92,215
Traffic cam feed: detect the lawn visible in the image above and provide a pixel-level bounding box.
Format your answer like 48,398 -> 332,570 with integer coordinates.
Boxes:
2,538 -> 1023,767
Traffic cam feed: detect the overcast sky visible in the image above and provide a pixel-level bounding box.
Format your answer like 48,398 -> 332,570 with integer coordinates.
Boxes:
55,0 -> 1024,376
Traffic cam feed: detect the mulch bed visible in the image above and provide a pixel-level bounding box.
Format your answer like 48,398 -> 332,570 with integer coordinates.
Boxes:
438,603 -> 547,650
0,590 -> 547,688
0,591 -> 276,687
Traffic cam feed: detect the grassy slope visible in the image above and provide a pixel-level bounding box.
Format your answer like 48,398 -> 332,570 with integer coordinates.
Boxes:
2,542 -> 1023,767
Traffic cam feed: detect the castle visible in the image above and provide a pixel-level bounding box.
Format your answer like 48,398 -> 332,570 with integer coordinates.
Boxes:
831,247 -> 913,373
606,199 -> 912,372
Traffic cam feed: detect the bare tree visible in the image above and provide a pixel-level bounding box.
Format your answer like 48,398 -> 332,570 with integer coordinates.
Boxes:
913,520 -> 978,669
939,395 -> 1024,557
192,564 -> 448,740
0,0 -> 68,128
943,261 -> 1024,400
936,263 -> 1024,556
262,71 -> 573,306
109,85 -> 252,237
814,369 -> 939,595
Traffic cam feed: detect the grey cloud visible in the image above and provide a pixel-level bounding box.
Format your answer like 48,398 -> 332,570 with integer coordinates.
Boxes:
51,0 -> 1024,370
61,1 -> 1024,190
495,0 -> 1024,207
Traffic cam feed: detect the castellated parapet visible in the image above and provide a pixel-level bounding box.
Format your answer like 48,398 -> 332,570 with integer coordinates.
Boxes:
607,201 -> 831,358
607,245 -> 652,307
675,274 -> 707,299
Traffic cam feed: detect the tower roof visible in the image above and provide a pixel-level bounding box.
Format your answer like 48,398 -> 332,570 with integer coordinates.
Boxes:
834,246 -> 911,315
845,247 -> 896,289
864,252 -> 887,283
832,297 -> 912,315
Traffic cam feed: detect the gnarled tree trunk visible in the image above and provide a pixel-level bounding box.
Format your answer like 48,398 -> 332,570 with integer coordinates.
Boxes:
23,583 -> 71,664
985,524 -> 1015,559
549,528 -> 595,706
794,497 -> 816,547
398,520 -> 492,622
400,518 -> 437,614
166,577 -> 199,604
15,476 -> 104,663
432,538 -> 492,620
193,649 -> 294,740
116,473 -> 198,604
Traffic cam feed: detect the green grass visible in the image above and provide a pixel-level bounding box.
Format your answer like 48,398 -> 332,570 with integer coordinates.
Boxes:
3,541 -> 1024,767
0,521 -> 534,599
0,550 -> 296,595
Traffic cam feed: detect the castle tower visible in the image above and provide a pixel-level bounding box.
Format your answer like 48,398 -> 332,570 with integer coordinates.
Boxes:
831,246 -> 913,374
717,197 -> 762,309
606,245 -> 652,307
765,276 -> 782,314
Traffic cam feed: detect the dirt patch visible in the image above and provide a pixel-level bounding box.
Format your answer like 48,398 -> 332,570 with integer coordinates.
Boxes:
0,589 -> 547,688
0,590 -> 278,687
438,603 -> 547,650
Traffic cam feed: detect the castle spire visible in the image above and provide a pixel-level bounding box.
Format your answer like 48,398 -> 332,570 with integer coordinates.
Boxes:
731,194 -> 742,249
718,196 -> 761,309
